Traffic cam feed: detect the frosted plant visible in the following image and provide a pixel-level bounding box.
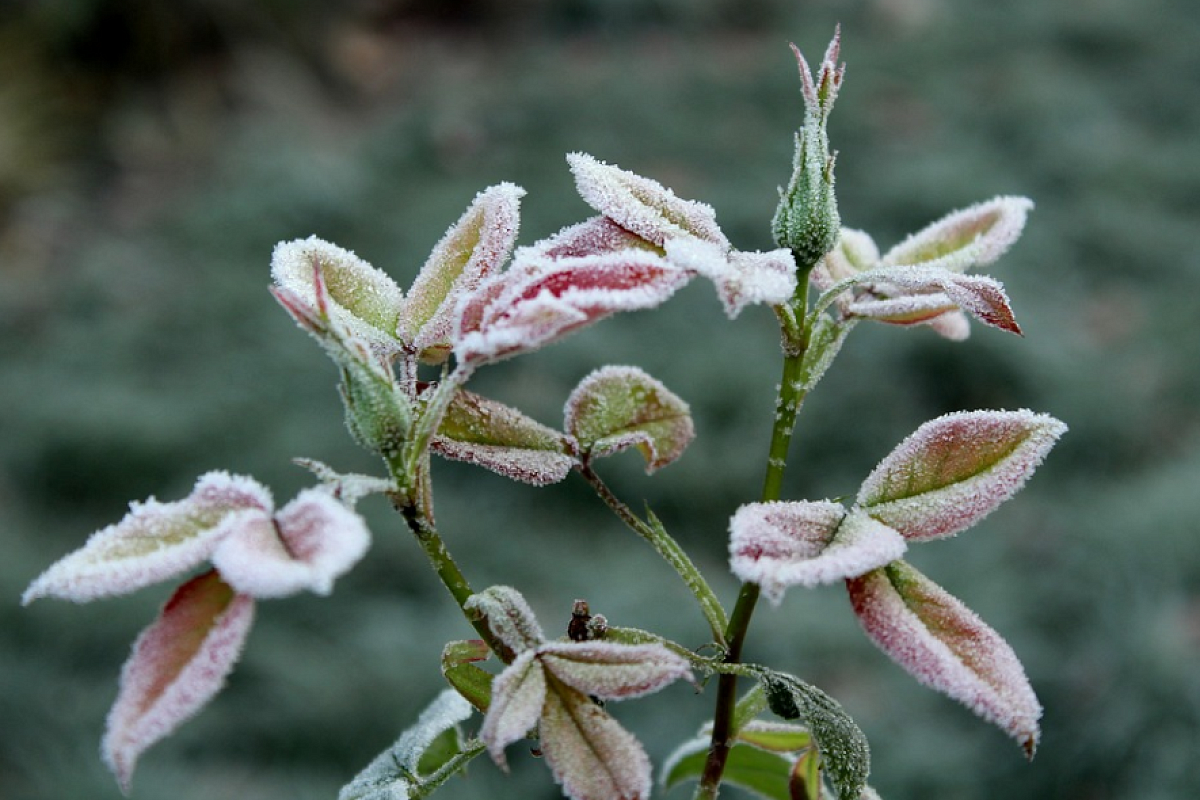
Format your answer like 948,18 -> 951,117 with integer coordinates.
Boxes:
23,27 -> 1066,800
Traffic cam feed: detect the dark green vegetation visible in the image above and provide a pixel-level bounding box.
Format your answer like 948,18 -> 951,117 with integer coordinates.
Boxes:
3,1 -> 1198,798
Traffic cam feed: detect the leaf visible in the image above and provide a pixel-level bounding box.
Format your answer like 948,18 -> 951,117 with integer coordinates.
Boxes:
564,366 -> 694,473
846,560 -> 1042,757
271,236 -> 405,357
735,721 -> 814,754
431,388 -> 577,486
537,641 -> 693,700
401,183 -> 525,363
103,570 -> 255,793
567,152 -> 730,249
662,737 -> 798,800
463,585 -> 545,659
759,670 -> 870,800
479,651 -> 546,770
210,489 -> 371,598
539,677 -> 653,800
810,228 -> 880,293
729,503 -> 906,604
441,639 -> 494,713
22,472 -> 272,604
453,250 -> 689,365
664,238 -> 798,318
845,267 -> 1022,335
879,196 -> 1034,273
339,689 -> 475,800
523,215 -> 660,259
856,410 -> 1067,541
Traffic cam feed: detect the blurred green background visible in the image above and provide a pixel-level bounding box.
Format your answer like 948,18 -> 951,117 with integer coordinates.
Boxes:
3,1 -> 1198,798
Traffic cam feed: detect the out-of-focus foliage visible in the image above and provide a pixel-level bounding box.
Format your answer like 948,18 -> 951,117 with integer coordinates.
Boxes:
3,1 -> 1198,798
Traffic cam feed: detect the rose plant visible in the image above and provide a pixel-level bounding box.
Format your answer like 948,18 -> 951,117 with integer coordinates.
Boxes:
23,28 -> 1065,800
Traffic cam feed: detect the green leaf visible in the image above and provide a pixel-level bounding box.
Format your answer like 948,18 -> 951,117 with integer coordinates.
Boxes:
662,737 -> 798,800
565,366 -> 694,473
796,313 -> 855,395
433,388 -> 575,486
441,639 -> 494,713
758,670 -> 870,800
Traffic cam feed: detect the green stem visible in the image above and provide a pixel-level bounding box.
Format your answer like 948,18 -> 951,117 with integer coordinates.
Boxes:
580,463 -> 729,648
696,276 -> 812,799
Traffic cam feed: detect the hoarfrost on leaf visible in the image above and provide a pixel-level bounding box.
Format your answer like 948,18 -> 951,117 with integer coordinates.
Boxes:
567,152 -> 729,249
564,366 -> 694,472
22,471 -> 272,604
856,410 -> 1067,541
879,196 -> 1034,273
271,236 -> 405,358
847,560 -> 1042,756
729,503 -> 906,604
103,570 -> 255,793
339,689 -> 474,800
400,183 -> 525,363
464,585 -> 545,659
210,488 -> 371,598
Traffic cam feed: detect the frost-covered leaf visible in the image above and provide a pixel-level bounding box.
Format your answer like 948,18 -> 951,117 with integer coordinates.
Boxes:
479,650 -> 545,770
565,366 -> 694,472
847,560 -> 1041,756
735,721 -> 814,754
454,250 -> 689,365
103,570 -> 254,793
293,459 -> 396,505
665,238 -> 797,318
729,502 -> 906,604
879,196 -> 1034,273
401,183 -> 525,363
567,152 -> 729,249
23,472 -> 271,604
464,586 -> 545,660
441,639 -> 494,713
537,641 -> 693,700
662,737 -> 798,800
432,388 -> 576,486
210,489 -> 371,598
339,689 -> 474,800
856,410 -> 1067,541
271,236 -> 405,357
523,216 -> 660,259
540,678 -> 653,800
845,267 -> 1022,335
759,670 -> 870,800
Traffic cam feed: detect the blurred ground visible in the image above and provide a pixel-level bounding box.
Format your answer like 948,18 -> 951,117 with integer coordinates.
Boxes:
2,1 -> 1199,798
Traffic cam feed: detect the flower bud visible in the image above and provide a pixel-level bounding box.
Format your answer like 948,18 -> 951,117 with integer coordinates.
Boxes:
772,29 -> 844,272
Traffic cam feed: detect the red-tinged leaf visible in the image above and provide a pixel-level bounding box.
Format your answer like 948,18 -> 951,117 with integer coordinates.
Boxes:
880,196 -> 1034,273
453,251 -> 688,365
479,651 -> 546,770
271,236 -> 405,357
210,489 -> 371,598
524,216 -> 661,259
103,570 -> 255,792
567,152 -> 730,249
565,366 -> 694,473
537,641 -> 693,701
847,560 -> 1041,756
23,472 -> 272,604
432,388 -> 576,486
401,183 -> 525,362
846,267 -> 1022,336
856,410 -> 1067,541
540,677 -> 653,800
729,503 -> 907,604
810,228 -> 880,294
